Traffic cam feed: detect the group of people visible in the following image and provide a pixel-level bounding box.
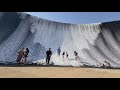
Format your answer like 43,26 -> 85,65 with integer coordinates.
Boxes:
57,47 -> 79,60
62,51 -> 68,59
46,47 -> 112,68
57,47 -> 79,61
16,47 -> 79,65
16,48 -> 29,64
45,47 -> 79,64
57,47 -> 68,59
100,61 -> 111,68
16,47 -> 112,68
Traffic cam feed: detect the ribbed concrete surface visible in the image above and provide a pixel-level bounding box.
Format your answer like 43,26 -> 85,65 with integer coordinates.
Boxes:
1,12 -> 120,68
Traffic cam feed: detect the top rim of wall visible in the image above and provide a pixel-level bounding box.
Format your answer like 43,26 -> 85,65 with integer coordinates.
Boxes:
21,12 -> 120,25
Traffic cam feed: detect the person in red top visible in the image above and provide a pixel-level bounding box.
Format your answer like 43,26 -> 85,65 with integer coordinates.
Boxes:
22,48 -> 29,64
16,48 -> 24,64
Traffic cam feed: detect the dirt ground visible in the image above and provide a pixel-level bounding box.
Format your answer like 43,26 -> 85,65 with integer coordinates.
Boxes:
0,67 -> 120,78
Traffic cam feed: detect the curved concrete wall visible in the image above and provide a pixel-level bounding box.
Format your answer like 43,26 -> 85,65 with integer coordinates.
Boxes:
0,12 -> 120,68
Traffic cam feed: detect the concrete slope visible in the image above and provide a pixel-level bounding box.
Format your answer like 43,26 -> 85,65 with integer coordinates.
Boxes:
0,12 -> 120,68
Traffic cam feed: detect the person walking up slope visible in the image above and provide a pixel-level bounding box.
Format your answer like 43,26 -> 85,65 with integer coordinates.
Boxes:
66,52 -> 68,58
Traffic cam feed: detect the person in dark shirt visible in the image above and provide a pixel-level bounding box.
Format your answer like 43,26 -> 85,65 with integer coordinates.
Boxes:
46,48 -> 52,64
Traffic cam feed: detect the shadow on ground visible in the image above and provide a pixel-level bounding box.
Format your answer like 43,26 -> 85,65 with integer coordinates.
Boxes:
0,63 -> 119,70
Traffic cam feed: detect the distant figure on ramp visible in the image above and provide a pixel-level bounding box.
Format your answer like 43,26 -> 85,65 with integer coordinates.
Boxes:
74,51 -> 79,60
57,47 -> 61,56
66,52 -> 68,58
62,51 -> 65,60
46,48 -> 52,65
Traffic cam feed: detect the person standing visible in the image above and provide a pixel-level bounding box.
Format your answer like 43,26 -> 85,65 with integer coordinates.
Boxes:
46,48 -> 52,64
74,51 -> 78,60
16,48 -> 24,64
62,51 -> 65,60
66,52 -> 68,58
57,47 -> 61,56
22,48 -> 29,64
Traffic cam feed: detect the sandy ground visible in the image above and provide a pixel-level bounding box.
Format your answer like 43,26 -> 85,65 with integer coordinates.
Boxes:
0,67 -> 120,78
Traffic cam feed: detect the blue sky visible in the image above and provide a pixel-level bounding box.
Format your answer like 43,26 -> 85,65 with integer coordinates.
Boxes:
25,12 -> 120,24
